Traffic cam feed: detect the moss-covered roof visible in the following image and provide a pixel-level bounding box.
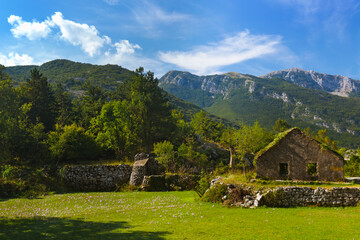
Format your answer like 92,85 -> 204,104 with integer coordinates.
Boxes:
255,127 -> 343,160
255,127 -> 301,160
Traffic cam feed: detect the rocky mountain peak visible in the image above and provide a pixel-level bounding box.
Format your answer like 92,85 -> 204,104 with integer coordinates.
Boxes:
261,68 -> 360,97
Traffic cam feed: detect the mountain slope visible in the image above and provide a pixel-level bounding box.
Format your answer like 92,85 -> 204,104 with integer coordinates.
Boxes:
160,70 -> 360,147
4,59 -> 134,89
261,68 -> 360,97
4,59 -> 231,126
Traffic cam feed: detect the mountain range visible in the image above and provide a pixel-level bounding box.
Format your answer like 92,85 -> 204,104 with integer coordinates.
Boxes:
159,69 -> 360,147
262,68 -> 360,97
4,59 -> 360,147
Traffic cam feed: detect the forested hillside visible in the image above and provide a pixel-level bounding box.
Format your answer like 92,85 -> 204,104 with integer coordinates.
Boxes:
160,71 -> 360,147
4,59 -> 134,89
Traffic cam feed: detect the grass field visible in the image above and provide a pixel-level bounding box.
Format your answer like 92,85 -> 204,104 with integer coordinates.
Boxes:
1,191 -> 360,240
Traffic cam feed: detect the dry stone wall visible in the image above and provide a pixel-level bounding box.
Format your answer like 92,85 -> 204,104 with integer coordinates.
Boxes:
59,164 -> 132,191
257,186 -> 360,207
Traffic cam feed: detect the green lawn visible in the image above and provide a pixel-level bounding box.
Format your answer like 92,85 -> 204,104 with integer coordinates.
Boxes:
1,191 -> 360,239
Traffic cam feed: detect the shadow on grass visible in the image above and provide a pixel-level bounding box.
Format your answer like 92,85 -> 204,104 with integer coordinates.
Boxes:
0,217 -> 169,240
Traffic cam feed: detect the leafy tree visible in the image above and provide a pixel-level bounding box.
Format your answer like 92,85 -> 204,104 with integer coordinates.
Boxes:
0,65 -> 10,81
190,110 -> 224,142
220,128 -> 237,168
273,118 -> 291,132
153,141 -> 176,171
55,83 -> 73,126
90,100 -> 136,158
20,68 -> 58,131
234,122 -> 273,171
177,143 -> 208,170
48,124 -> 100,163
313,129 -> 338,151
0,76 -> 21,163
169,110 -> 195,146
119,67 -> 175,152
73,81 -> 107,128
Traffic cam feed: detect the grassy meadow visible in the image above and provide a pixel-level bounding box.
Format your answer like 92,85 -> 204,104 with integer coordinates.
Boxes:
1,191 -> 360,239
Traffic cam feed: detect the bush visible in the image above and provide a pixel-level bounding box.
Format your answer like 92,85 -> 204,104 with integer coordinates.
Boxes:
48,124 -> 100,162
153,141 -> 176,171
261,189 -> 285,207
223,187 -> 251,206
195,172 -> 212,197
201,183 -> 228,203
0,166 -> 61,198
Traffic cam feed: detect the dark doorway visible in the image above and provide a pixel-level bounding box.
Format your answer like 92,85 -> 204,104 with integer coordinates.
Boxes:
279,163 -> 288,175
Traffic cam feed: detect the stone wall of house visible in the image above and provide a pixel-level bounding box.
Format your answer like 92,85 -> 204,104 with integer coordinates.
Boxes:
59,164 -> 132,191
256,128 -> 344,181
129,153 -> 164,186
256,186 -> 360,207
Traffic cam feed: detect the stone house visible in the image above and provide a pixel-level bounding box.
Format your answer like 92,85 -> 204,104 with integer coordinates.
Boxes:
129,153 -> 164,186
255,128 -> 344,181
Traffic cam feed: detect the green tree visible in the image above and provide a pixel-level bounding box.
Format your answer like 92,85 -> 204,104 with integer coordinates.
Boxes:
0,76 -> 21,163
177,143 -> 208,170
48,124 -> 100,163
0,77 -> 48,164
153,140 -> 176,171
169,110 -> 194,146
90,100 -> 136,158
55,83 -> 73,126
20,68 -> 58,131
220,128 -> 237,168
73,81 -> 107,128
119,67 -> 175,152
190,110 -> 224,142
273,118 -> 291,132
0,65 -> 10,81
313,129 -> 338,151
234,122 -> 273,172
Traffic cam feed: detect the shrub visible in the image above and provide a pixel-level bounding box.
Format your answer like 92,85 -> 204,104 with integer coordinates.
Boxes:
195,172 -> 212,197
153,141 -> 176,171
1,165 -> 15,179
201,183 -> 228,203
48,124 -> 100,162
261,189 -> 285,207
177,143 -> 208,169
0,166 -> 61,198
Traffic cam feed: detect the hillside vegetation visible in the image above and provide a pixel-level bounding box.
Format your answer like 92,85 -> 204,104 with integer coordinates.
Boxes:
4,59 -> 134,89
160,71 -> 360,147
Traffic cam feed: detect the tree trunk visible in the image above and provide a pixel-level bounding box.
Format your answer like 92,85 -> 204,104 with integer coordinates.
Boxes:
229,146 -> 235,168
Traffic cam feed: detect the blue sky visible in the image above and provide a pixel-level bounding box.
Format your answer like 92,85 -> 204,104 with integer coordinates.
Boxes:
1,0 -> 360,78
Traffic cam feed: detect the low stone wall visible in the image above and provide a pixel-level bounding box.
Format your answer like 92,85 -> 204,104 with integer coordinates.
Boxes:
258,186 -> 360,207
59,164 -> 132,191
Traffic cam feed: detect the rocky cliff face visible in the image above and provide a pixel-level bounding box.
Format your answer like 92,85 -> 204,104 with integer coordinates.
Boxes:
159,69 -> 360,147
160,70 -> 255,98
261,68 -> 360,97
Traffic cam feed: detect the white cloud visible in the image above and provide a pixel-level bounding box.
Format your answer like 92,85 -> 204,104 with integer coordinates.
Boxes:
51,12 -> 110,57
109,40 -> 141,56
8,15 -> 52,40
0,52 -> 34,66
8,12 -> 111,57
158,30 -> 282,75
134,0 -> 189,24
103,0 -> 119,5
126,0 -> 190,37
101,40 -> 162,73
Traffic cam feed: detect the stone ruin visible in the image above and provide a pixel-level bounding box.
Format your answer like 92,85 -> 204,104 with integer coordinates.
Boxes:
256,128 -> 344,182
129,153 -> 165,186
210,179 -> 360,208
